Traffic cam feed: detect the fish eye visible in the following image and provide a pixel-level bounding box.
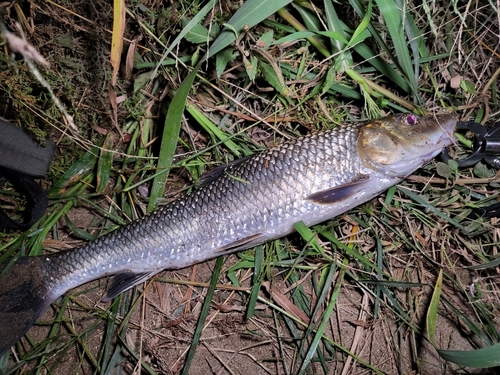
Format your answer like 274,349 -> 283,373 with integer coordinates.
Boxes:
402,114 -> 419,125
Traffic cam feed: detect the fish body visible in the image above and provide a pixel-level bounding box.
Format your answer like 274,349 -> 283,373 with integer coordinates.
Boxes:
0,113 -> 456,355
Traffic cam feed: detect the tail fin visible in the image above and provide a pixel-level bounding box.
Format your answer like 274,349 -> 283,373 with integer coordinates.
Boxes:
0,256 -> 53,356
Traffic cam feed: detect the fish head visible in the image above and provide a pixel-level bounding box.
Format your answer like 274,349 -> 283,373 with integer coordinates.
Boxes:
357,113 -> 457,177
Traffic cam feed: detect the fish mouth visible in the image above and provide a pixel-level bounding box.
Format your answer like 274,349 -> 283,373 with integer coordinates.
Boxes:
422,115 -> 458,160
438,115 -> 458,143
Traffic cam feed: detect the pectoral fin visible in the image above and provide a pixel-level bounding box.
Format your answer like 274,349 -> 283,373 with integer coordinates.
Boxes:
103,271 -> 158,302
306,174 -> 370,204
216,233 -> 264,253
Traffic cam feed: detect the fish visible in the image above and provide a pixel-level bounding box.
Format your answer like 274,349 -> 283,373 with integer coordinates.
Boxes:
0,113 -> 456,355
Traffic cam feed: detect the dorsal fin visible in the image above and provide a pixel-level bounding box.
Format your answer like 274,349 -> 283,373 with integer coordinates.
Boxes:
199,155 -> 253,186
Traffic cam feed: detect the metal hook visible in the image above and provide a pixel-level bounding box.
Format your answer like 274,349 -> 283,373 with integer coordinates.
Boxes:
482,123 -> 500,169
442,121 -> 500,169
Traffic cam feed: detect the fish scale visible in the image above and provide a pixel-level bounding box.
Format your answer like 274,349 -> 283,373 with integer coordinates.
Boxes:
0,113 -> 456,355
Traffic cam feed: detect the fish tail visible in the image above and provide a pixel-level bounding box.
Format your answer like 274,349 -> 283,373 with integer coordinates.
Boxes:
0,256 -> 54,355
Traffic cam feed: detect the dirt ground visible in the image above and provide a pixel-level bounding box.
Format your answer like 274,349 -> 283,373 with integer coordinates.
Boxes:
1,0 -> 500,374
25,247 -> 492,374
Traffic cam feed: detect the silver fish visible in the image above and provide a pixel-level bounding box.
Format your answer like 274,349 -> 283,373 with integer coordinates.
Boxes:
0,113 -> 456,355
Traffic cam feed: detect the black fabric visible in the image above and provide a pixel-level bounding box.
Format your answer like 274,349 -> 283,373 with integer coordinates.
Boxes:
0,169 -> 48,231
0,118 -> 55,178
0,119 -> 54,231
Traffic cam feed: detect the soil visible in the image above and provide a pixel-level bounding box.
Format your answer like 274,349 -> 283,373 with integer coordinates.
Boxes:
23,254 -> 490,374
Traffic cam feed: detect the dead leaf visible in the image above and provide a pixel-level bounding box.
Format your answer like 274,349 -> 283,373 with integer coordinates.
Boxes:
108,83 -> 118,128
343,319 -> 372,328
110,0 -> 125,86
125,35 -> 142,80
213,303 -> 245,313
91,124 -> 109,135
262,281 -> 310,324
1,25 -> 49,67
450,75 -> 463,89
42,238 -> 76,250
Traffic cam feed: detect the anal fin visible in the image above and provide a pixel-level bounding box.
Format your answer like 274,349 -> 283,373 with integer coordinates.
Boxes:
104,233 -> 266,301
306,174 -> 370,204
103,271 -> 158,302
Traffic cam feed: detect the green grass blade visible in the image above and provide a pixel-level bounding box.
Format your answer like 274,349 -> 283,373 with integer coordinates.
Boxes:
48,145 -> 99,197
245,245 -> 264,320
63,214 -> 96,241
397,186 -> 464,231
99,299 -> 121,375
438,344 -> 500,368
467,257 -> 500,270
441,297 -> 496,346
294,221 -> 330,259
181,256 -> 224,374
185,103 -> 243,157
258,60 -> 290,97
206,0 -> 293,59
352,43 -> 410,92
297,263 -> 337,359
297,262 -> 345,375
373,236 -> 383,318
362,280 -> 426,288
151,0 -> 217,71
348,0 -> 409,90
278,8 -> 331,57
374,0 -> 418,96
147,64 -> 200,213
274,30 -> 346,45
324,0 -> 353,71
116,335 -> 157,375
426,269 -> 442,345
316,226 -> 380,272
34,295 -> 71,374
96,133 -> 114,193
395,0 -> 427,60
348,0 -> 372,47
31,201 -> 74,255
101,345 -> 125,375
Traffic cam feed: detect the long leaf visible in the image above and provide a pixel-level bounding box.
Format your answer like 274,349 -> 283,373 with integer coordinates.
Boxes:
348,0 -> 372,47
206,0 -> 293,59
147,65 -> 200,213
186,103 -> 243,158
397,186 -> 465,230
151,0 -> 218,77
438,344 -> 500,368
298,262 -> 345,374
110,0 -> 125,86
323,0 -> 353,72
348,0 -> 410,91
426,269 -> 443,345
374,0 -> 418,96
181,256 -> 224,374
